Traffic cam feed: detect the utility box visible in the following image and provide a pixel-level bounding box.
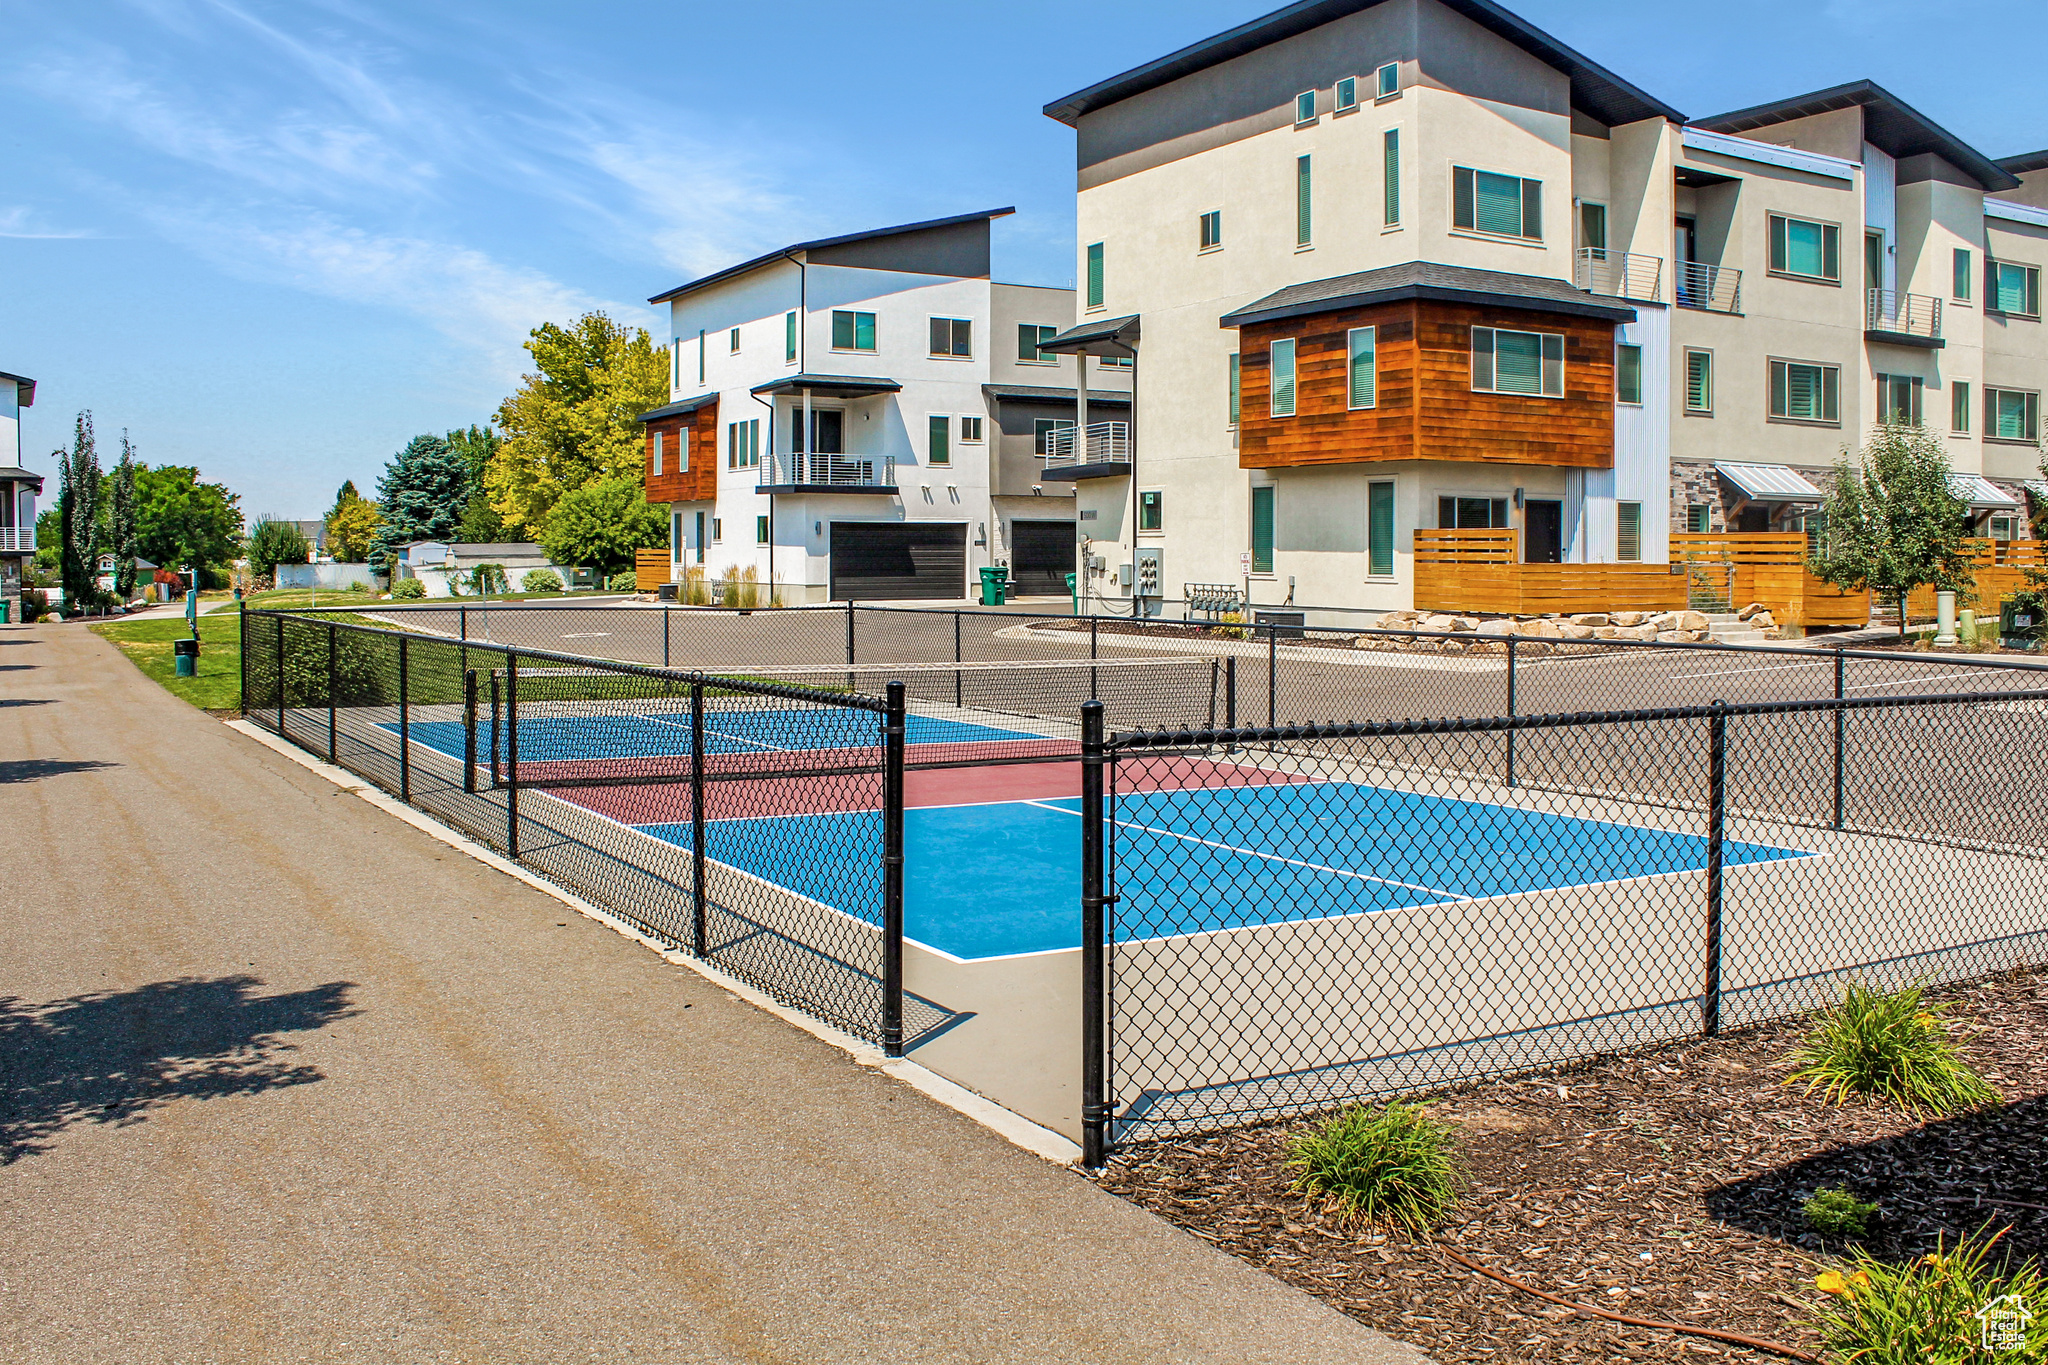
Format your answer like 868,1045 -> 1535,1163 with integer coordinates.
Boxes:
1134,548 -> 1162,598
2001,600 -> 2041,649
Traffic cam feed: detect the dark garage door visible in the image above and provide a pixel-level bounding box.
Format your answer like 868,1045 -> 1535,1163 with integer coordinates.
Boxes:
1009,520 -> 1075,596
830,521 -> 967,601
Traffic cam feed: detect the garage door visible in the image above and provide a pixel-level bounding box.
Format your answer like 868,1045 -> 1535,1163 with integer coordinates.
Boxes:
1009,520 -> 1075,596
829,522 -> 967,601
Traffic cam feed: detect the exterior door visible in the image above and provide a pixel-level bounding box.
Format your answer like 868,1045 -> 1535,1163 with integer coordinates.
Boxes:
1009,521 -> 1075,595
1524,500 -> 1563,563
828,522 -> 967,601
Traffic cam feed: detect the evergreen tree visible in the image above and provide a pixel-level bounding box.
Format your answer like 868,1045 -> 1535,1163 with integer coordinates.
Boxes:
111,432 -> 140,600
329,480 -> 360,518
58,413 -> 101,611
371,433 -> 471,566
448,423 -> 508,542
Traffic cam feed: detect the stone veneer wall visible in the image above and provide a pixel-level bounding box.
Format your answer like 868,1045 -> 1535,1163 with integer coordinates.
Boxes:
1670,462 -> 1841,535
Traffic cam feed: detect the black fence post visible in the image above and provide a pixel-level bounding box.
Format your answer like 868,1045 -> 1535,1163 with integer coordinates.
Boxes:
1703,700 -> 1727,1037
489,671 -> 502,788
953,610 -> 963,708
690,680 -> 708,960
326,621 -> 338,764
505,651 -> 520,858
1224,655 -> 1237,756
881,680 -> 907,1058
238,599 -> 248,717
1089,615 -> 1100,699
463,668 -> 478,794
398,634 -> 410,803
1079,698 -> 1110,1169
1843,650 -> 1859,834
276,614 -> 286,735
663,607 -> 671,669
1505,637 -> 1519,788
846,601 -> 857,665
1267,623 -> 1278,727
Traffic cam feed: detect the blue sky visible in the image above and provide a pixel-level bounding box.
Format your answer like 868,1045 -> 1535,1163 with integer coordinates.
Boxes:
6,0 -> 2047,518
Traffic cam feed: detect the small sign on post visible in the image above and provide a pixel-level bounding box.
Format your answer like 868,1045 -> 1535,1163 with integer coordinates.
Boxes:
1239,551 -> 1252,574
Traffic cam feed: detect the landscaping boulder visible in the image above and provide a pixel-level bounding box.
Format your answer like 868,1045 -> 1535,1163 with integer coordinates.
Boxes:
1421,614 -> 1458,633
1555,622 -> 1596,640
1736,602 -> 1767,621
1476,618 -> 1513,636
1751,611 -> 1777,630
1673,610 -> 1710,631
1569,613 -> 1609,627
1610,611 -> 1649,627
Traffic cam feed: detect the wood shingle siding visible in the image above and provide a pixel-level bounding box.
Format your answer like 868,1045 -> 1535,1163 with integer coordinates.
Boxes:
645,399 -> 719,504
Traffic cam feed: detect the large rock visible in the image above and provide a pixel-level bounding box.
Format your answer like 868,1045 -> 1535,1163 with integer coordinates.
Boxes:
1656,630 -> 1695,644
1736,602 -> 1767,621
1476,618 -> 1514,636
1421,614 -> 1457,633
1751,611 -> 1777,630
1569,613 -> 1610,627
1673,610 -> 1710,631
1555,622 -> 1596,640
1519,618 -> 1561,638
1617,624 -> 1660,641
1447,615 -> 1480,632
1611,611 -> 1649,627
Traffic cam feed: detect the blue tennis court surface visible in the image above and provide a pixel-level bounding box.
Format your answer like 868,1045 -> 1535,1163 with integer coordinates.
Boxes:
394,708 -> 1033,762
642,781 -> 1810,960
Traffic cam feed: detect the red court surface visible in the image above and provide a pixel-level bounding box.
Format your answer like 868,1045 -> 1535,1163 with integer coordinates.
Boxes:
556,755 -> 1309,826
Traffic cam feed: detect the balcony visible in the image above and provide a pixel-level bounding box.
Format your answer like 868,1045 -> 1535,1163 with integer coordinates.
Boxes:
1866,289 -> 1944,348
1039,422 -> 1132,480
1574,248 -> 1663,302
1674,261 -> 1742,313
757,450 -> 897,495
0,526 -> 29,553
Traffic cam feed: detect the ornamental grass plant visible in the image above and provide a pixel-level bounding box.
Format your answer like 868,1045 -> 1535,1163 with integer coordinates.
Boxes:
1784,980 -> 2001,1118
1285,1102 -> 1462,1236
1812,1228 -> 2045,1364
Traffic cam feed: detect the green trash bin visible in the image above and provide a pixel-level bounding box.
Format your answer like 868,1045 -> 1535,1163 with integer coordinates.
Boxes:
173,637 -> 200,677
978,566 -> 1007,606
1065,572 -> 1078,617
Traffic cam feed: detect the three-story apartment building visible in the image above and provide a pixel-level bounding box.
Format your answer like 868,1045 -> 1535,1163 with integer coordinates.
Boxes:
637,209 -> 1129,601
1,370 -> 41,623
1040,0 -> 2048,613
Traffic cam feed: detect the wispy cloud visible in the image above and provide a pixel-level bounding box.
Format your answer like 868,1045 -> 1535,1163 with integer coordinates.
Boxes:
0,206 -> 100,239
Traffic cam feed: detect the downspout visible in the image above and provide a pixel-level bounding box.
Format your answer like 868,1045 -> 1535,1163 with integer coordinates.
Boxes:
750,250 -> 807,605
1121,337 -> 1140,618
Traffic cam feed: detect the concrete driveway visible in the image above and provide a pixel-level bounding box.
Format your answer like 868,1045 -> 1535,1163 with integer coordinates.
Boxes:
0,619 -> 1426,1365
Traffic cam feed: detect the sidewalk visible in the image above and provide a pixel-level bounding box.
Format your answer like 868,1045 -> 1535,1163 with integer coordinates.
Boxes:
0,621 -> 1427,1365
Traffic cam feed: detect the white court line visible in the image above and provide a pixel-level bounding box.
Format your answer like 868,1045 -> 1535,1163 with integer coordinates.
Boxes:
1846,671 -> 2024,691
560,632 -> 613,639
641,713 -> 790,752
1669,659 -> 1828,682
1017,798 -> 1466,900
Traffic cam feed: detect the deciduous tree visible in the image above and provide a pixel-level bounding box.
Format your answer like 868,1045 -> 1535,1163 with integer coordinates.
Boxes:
1810,426 -> 1975,640
533,477 -> 665,576
58,413 -> 101,610
447,423 -> 507,542
245,518 -> 311,580
110,433 -> 139,599
133,466 -> 244,573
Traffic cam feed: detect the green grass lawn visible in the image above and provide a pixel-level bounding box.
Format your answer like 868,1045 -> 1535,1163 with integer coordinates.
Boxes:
90,613 -> 244,712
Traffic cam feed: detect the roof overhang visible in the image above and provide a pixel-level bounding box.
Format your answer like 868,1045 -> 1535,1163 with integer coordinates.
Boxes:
750,373 -> 903,400
1679,126 -> 1857,183
1038,315 -> 1141,357
0,371 -> 35,407
1695,80 -> 2017,193
634,393 -> 720,423
1998,150 -> 2048,177
1715,462 -> 1824,503
0,465 -> 44,491
1221,267 -> 1636,329
1042,0 -> 1683,129
981,383 -> 1132,408
648,208 -> 1016,305
1950,473 -> 2021,509
2023,480 -> 2048,501
1986,198 -> 2048,231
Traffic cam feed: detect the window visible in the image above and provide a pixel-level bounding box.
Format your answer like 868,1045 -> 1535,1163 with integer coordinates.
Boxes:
756,515 -> 769,545
671,510 -> 682,564
1228,353 -> 1240,426
1098,353 -> 1133,370
1382,130 -> 1400,226
1769,359 -> 1841,424
1684,349 -> 1713,414
959,416 -> 982,443
1987,387 -> 2040,441
1269,338 -> 1297,417
1470,327 -> 1564,397
1199,210 -> 1222,251
1296,154 -> 1313,246
1875,372 -> 1923,427
729,327 -> 740,353
1580,202 -> 1607,257
1953,380 -> 1972,434
1033,417 -> 1075,454
712,518 -> 722,543
1347,327 -> 1377,409
1335,76 -> 1358,112
1864,231 -> 1884,291
1617,502 -> 1642,562
1250,486 -> 1275,574
1687,504 -> 1711,534
831,310 -> 876,351
725,418 -> 761,469
1018,323 -> 1058,363
1376,62 -> 1399,99
1138,489 -> 1162,532
1992,514 -> 2019,541
672,338 -> 681,388
1988,259 -> 2041,317
1367,481 -> 1394,576
694,511 -> 705,563
1438,496 -> 1509,529
930,317 -> 972,357
1768,214 -> 1841,282
651,429 -> 664,476
784,311 -> 798,363
1616,343 -> 1643,405
698,330 -> 706,385
1294,90 -> 1316,125
1954,249 -> 1973,302
791,408 -> 842,454
1453,166 -> 1541,239
1085,242 -> 1104,309
927,414 -> 950,465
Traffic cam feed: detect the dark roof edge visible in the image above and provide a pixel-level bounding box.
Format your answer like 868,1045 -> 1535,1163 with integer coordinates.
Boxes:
1695,80 -> 2018,192
0,370 -> 35,405
1042,0 -> 1682,129
981,384 -> 1135,406
634,393 -> 720,423
1997,149 -> 2048,176
1221,282 -> 1636,328
648,207 -> 1017,305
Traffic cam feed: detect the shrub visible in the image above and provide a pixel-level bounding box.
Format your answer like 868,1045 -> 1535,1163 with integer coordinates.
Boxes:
520,568 -> 563,594
390,576 -> 425,600
1803,1186 -> 1880,1240
1813,1228 -> 2045,1363
1785,979 -> 2001,1117
20,588 -> 47,622
344,580 -> 370,595
679,564 -> 710,606
606,570 -> 637,593
1285,1102 -> 1463,1235
471,563 -> 508,596
1213,609 -> 1249,641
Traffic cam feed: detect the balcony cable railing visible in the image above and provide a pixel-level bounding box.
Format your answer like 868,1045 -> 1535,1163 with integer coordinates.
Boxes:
1674,260 -> 1742,313
0,526 -> 30,553
1574,248 -> 1663,302
1867,288 -> 1942,339
759,450 -> 896,489
1042,421 -> 1131,468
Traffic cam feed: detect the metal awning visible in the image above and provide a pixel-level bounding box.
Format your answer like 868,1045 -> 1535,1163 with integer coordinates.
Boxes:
1038,314 -> 1140,358
750,373 -> 902,399
1949,473 -> 2022,508
1714,462 -> 1824,502
2022,480 -> 2048,502
633,392 -> 720,423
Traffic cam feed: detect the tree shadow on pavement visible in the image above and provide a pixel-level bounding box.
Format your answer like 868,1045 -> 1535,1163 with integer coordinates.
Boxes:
1,976 -> 359,1163
0,758 -> 115,784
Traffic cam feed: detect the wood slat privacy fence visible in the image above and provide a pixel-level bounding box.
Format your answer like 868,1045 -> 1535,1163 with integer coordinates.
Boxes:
635,547 -> 672,592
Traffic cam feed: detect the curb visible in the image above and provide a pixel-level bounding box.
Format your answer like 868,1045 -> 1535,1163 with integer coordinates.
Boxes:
225,718 -> 1083,1167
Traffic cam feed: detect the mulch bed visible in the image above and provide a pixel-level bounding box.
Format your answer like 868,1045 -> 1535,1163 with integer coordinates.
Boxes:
1096,967 -> 2048,1364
